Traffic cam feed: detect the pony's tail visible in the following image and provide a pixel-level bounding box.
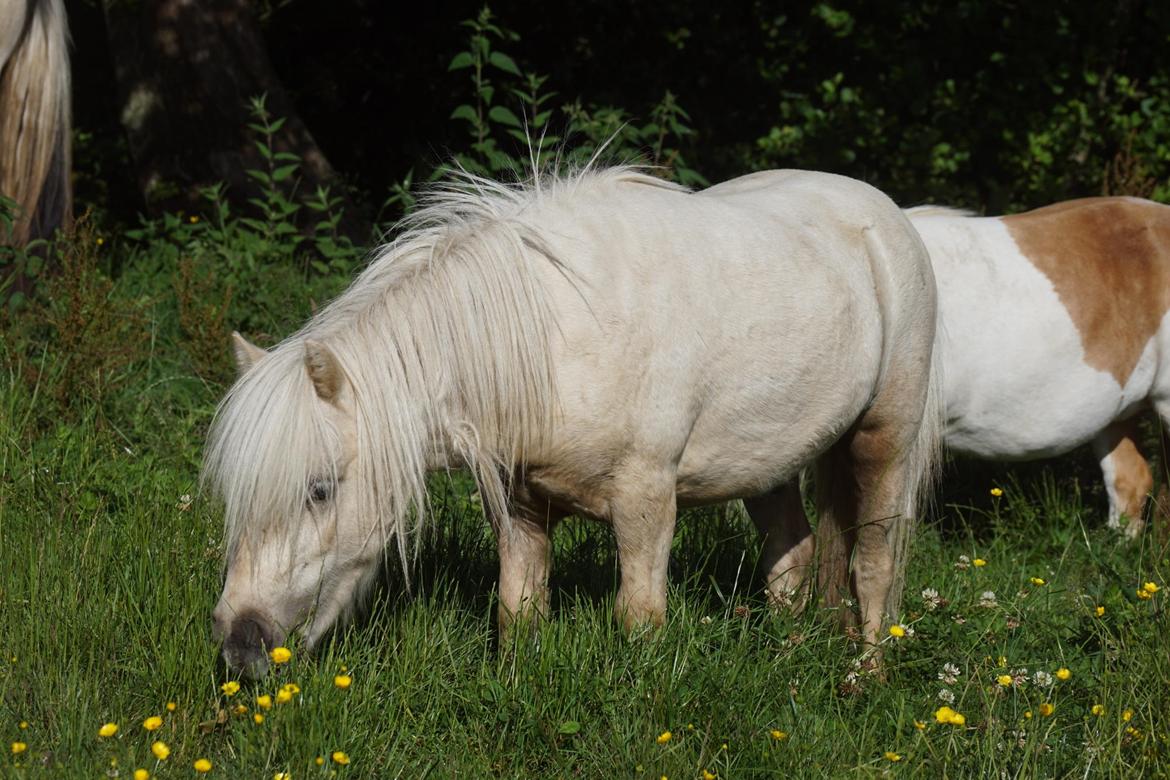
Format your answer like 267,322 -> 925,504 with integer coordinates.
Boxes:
0,0 -> 72,246
885,321 -> 945,622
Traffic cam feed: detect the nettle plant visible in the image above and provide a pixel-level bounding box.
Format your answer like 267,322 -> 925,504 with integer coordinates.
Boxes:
443,6 -> 708,186
125,96 -> 362,283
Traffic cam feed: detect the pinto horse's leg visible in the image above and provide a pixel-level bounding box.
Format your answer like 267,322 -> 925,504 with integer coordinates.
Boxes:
1092,420 -> 1151,539
745,481 -> 813,611
610,475 -> 677,632
491,503 -> 562,634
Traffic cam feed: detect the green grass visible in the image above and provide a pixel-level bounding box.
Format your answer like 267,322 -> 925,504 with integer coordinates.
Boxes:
2,346 -> 1169,779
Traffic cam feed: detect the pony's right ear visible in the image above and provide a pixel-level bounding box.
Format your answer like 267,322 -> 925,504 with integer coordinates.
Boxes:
231,331 -> 268,375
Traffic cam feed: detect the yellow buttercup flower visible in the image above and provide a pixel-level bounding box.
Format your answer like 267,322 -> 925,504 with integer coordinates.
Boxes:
1142,582 -> 1159,594
913,720 -> 925,731
151,741 -> 170,760
134,770 -> 149,780
990,487 -> 1003,497
18,722 -> 27,730
193,758 -> 212,773
276,682 -> 301,703
884,751 -> 901,762
973,558 -> 986,567
256,694 -> 273,710
273,773 -> 290,780
656,731 -> 672,744
997,674 -> 1013,686
253,713 -> 265,725
1091,704 -> 1105,716
220,681 -> 240,696
269,647 -> 292,664
142,716 -> 163,731
165,702 -> 177,712
1122,709 -> 1133,722
1095,606 -> 1105,617
1030,577 -> 1046,586
702,771 -> 717,780
934,706 -> 966,726
1039,703 -> 1055,717
1024,710 -> 1032,719
98,722 -> 118,738
189,215 -> 199,224
770,729 -> 787,740
888,624 -> 906,638
331,751 -> 350,766
11,742 -> 26,755
334,674 -> 352,689
1055,668 -> 1070,681
314,757 -> 324,766
1137,588 -> 1152,600
233,704 -> 248,715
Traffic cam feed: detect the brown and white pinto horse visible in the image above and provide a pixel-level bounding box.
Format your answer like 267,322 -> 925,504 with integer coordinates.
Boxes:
0,0 -> 71,245
910,197 -> 1170,536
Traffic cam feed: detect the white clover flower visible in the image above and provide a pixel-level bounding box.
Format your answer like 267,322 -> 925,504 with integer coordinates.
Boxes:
979,590 -> 997,608
937,688 -> 955,704
937,663 -> 961,685
921,588 -> 942,610
1032,670 -> 1054,688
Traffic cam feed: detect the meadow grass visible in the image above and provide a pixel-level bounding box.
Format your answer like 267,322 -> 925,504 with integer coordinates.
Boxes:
2,345 -> 1169,779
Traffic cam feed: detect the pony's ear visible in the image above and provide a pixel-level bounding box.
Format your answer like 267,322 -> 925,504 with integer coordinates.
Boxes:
231,331 -> 268,375
304,340 -> 343,402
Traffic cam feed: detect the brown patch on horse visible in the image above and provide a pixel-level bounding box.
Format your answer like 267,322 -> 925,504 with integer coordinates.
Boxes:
1004,197 -> 1170,385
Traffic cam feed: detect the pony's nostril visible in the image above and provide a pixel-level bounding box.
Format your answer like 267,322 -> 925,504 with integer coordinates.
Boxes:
221,612 -> 275,678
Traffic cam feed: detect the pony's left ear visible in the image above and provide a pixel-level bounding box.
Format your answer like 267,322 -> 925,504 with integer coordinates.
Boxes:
304,340 -> 344,402
232,331 -> 268,374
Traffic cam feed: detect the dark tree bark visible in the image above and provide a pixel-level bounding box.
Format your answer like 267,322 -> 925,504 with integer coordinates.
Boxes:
102,0 -> 367,239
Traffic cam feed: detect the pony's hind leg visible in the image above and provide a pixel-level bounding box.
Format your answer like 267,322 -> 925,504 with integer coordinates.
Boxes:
817,381 -> 927,646
609,471 -> 678,632
745,481 -> 813,611
491,496 -> 563,635
1092,420 -> 1152,539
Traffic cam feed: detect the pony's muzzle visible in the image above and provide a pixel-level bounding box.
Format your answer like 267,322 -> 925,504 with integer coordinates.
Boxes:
214,607 -> 275,679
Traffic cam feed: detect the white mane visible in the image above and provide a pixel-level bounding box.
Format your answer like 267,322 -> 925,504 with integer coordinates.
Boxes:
203,165 -> 684,578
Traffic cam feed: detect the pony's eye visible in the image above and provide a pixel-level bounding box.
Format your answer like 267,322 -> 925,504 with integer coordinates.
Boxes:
308,479 -> 334,504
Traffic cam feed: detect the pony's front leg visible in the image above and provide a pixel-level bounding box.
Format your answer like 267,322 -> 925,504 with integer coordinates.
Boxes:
1092,420 -> 1151,539
745,482 -> 813,611
492,507 -> 561,634
610,475 -> 677,632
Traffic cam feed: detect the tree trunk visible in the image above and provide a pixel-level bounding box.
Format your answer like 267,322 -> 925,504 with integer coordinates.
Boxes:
102,0 -> 367,239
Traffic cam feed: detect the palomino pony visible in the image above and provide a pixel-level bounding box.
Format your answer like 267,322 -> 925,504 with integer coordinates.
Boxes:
0,0 -> 71,245
205,165 -> 943,676
908,197 -> 1170,536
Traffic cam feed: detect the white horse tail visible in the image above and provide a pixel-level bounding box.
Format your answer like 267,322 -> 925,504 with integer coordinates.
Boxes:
886,309 -> 945,622
0,0 -> 72,245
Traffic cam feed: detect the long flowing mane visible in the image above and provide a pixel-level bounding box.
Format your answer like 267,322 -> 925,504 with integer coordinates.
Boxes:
204,164 -> 684,577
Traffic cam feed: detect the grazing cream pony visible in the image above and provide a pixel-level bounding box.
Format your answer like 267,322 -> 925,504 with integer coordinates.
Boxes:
909,197 -> 1170,536
0,0 -> 71,245
205,165 -> 943,676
